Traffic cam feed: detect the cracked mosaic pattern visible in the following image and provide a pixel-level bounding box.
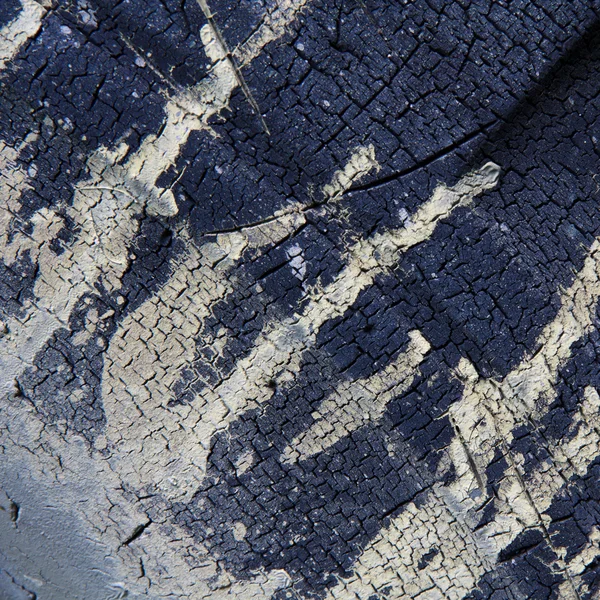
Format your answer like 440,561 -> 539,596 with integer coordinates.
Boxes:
1,1 -> 600,598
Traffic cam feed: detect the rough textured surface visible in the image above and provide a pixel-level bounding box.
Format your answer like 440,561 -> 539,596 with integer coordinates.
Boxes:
1,0 -> 600,598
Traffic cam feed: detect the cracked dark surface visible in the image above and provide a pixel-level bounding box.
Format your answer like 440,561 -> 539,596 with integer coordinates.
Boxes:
2,1 -> 600,599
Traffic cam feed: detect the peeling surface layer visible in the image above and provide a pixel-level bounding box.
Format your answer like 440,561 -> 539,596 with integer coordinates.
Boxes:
2,1 -> 600,599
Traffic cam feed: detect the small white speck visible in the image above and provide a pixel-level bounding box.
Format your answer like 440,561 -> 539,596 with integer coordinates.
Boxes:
296,42 -> 304,52
60,26 -> 72,36
232,522 -> 247,541
135,56 -> 146,68
398,207 -> 413,227
286,244 -> 306,282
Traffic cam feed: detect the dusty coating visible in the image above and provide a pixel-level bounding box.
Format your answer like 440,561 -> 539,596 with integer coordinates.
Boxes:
0,0 -> 45,71
101,145 -> 380,501
321,144 -> 379,201
125,0 -> 312,204
325,488 -> 495,600
100,214 -> 306,500
0,0 -> 309,396
1,385 -> 296,600
2,0 -> 600,598
0,138 -> 58,268
0,144 -> 173,398
233,0 -> 312,67
0,141 -> 27,241
0,1 -> 312,597
281,330 -> 430,463
102,161 -> 497,501
328,235 -> 600,600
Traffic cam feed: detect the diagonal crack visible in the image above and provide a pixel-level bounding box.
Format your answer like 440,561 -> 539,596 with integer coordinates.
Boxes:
195,0 -> 270,135
349,120 -> 497,194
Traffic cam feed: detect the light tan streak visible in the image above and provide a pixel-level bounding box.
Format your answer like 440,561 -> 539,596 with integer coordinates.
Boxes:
125,0 -> 311,212
328,234 -> 600,599
282,330 -> 430,463
124,161 -> 497,501
0,0 -> 45,71
1,377 -> 293,600
0,0 -> 310,396
100,215 -> 304,500
0,141 -> 28,242
326,383 -> 600,600
325,487 -> 495,600
448,235 -> 600,510
233,0 -> 311,68
0,2 -> 310,597
101,145 -> 380,501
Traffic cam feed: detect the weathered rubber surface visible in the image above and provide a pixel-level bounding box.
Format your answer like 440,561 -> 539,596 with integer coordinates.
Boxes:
1,0 -> 600,598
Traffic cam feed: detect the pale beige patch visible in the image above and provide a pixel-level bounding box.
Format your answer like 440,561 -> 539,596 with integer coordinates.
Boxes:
282,330 -> 430,463
0,140 -> 63,269
134,161 -> 496,500
0,141 -> 28,241
70,308 -> 98,347
174,162 -> 499,495
298,162 -> 500,330
321,144 -> 379,202
124,0 -> 311,212
326,487 -> 494,600
0,2 -> 310,597
234,0 -> 312,68
564,527 -> 600,584
101,215 -> 305,500
232,522 -> 247,541
548,386 -> 600,477
234,449 -> 256,476
0,0 -> 311,397
0,0 -> 46,71
100,144 -> 380,501
0,389 -> 291,600
335,234 -> 600,599
448,237 -> 600,506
